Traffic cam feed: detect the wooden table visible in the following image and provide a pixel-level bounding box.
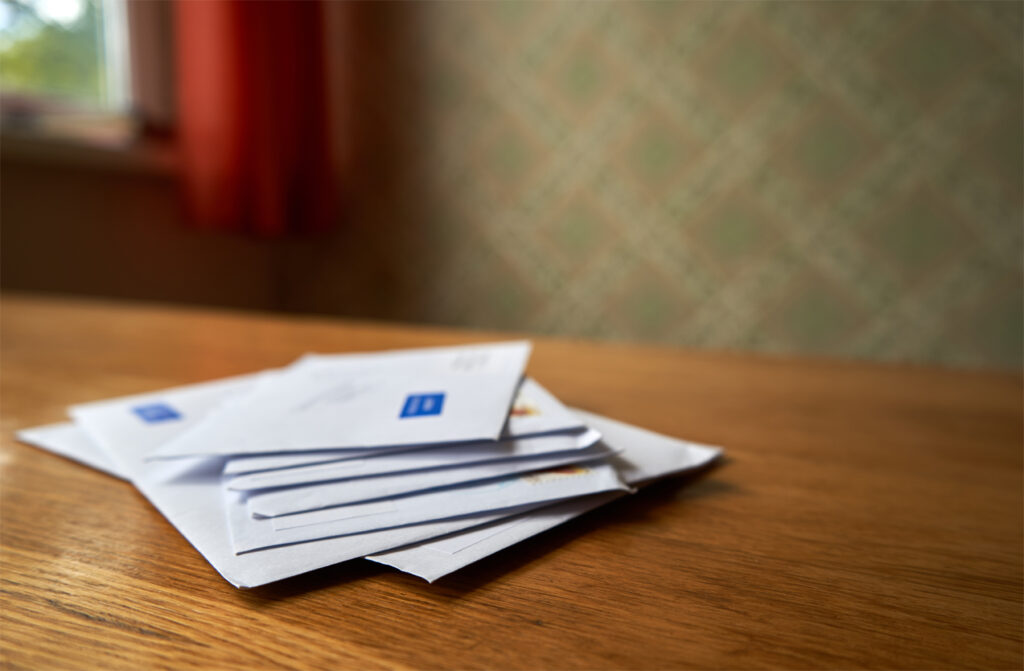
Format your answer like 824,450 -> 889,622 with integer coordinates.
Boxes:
1,292 -> 1020,670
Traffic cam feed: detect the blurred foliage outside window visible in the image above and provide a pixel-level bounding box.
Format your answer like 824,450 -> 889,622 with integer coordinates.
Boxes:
0,0 -> 128,118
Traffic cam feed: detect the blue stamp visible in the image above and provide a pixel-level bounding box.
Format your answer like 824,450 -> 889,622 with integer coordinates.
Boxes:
400,392 -> 445,419
132,403 -> 182,423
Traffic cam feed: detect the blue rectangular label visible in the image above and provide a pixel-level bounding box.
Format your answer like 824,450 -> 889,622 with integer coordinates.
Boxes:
132,403 -> 182,423
400,392 -> 445,418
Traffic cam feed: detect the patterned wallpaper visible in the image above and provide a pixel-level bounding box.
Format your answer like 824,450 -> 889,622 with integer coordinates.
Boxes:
290,1 -> 1022,370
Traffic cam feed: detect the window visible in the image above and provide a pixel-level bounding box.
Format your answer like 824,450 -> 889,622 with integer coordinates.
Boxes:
0,0 -> 173,146
1,0 -> 130,112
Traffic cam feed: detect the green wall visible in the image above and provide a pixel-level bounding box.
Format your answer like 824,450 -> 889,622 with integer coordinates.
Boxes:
305,1 -> 1021,369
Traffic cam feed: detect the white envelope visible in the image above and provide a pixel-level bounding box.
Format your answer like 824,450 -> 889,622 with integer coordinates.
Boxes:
228,460 -> 628,553
245,439 -> 613,517
152,341 -> 532,459
227,428 -> 600,491
222,377 -> 587,476
367,409 -> 723,581
16,422 -> 127,479
70,373 -> 262,471
22,420 -> 619,588
21,402 -> 718,587
223,446 -> 410,476
61,369 -> 593,588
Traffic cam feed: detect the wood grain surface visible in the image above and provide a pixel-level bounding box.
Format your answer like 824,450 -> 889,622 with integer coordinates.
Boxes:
1,292 -> 1021,670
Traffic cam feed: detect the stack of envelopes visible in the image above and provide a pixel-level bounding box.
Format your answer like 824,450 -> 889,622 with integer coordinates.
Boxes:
17,341 -> 722,587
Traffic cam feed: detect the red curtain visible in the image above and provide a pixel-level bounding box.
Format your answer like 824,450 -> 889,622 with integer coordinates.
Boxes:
174,0 -> 335,236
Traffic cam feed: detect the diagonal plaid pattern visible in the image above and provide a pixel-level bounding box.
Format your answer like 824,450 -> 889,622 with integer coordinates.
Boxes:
297,1 -> 1022,370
